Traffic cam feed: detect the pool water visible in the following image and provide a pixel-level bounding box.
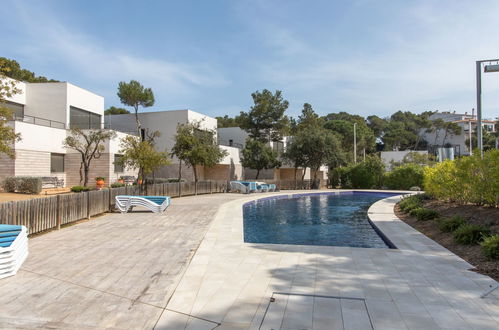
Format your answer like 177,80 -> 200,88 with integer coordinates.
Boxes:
243,192 -> 399,249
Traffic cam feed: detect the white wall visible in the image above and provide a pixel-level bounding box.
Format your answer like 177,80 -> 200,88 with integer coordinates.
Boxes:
2,77 -> 26,105
217,127 -> 249,148
13,121 -> 66,153
381,150 -> 428,170
219,145 -> 241,165
66,83 -> 104,125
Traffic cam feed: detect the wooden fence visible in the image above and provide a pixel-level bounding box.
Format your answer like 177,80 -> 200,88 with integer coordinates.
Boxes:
0,179 -> 324,235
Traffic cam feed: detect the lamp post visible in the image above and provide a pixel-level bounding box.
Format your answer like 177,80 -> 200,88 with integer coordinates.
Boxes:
476,59 -> 499,157
353,122 -> 357,164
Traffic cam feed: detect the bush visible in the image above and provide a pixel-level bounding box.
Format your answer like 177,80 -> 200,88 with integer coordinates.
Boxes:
384,163 -> 424,190
110,183 -> 125,188
71,185 -> 91,193
453,224 -> 491,245
408,207 -> 439,221
423,150 -> 499,207
2,176 -> 42,194
144,177 -> 186,184
332,156 -> 385,189
437,216 -> 466,233
481,235 -> 499,260
398,193 -> 429,213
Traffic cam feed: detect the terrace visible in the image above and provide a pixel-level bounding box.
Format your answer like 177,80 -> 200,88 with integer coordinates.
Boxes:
0,191 -> 497,329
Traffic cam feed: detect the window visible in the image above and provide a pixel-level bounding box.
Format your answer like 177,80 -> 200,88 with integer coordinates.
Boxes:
114,154 -> 124,173
4,101 -> 24,119
50,153 -> 65,173
70,106 -> 101,129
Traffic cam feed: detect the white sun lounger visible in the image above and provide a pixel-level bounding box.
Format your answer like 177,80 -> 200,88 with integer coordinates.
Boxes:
115,195 -> 171,213
230,181 -> 258,194
0,225 -> 28,280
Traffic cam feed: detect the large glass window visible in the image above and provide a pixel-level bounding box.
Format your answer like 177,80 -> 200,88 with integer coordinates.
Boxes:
50,153 -> 65,173
70,106 -> 101,129
114,154 -> 124,173
3,101 -> 24,119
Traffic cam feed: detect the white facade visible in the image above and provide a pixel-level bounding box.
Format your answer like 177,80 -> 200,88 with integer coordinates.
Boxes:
420,111 -> 497,156
106,110 -> 241,181
0,78 -> 136,187
381,150 -> 429,170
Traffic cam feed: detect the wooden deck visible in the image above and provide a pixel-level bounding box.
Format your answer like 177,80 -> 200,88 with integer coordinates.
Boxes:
0,193 -> 244,329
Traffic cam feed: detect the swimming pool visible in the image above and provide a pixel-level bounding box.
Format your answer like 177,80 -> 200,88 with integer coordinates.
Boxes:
243,192 -> 400,249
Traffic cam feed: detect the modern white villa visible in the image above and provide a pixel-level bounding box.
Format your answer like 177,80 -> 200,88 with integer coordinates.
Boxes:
105,110 -> 243,182
0,78 -> 137,187
218,127 -> 329,180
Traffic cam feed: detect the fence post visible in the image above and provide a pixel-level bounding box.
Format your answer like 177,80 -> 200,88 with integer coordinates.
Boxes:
56,195 -> 61,230
209,181 -> 212,194
86,191 -> 91,219
108,188 -> 112,212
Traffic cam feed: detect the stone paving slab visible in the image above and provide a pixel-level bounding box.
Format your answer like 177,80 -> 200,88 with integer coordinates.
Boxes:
0,193 -> 244,329
161,191 -> 499,330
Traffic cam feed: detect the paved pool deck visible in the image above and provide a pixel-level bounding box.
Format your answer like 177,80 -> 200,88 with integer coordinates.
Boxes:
158,191 -> 499,330
0,190 -> 497,329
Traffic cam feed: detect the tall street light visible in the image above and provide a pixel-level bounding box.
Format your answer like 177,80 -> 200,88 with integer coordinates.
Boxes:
476,59 -> 499,157
353,122 -> 357,164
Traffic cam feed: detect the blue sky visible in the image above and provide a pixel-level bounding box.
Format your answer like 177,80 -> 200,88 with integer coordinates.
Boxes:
2,0 -> 499,119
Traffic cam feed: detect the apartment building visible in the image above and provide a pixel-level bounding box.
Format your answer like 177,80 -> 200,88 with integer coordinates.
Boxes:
217,127 -> 328,181
105,110 -> 242,182
0,78 -> 136,187
420,110 -> 497,156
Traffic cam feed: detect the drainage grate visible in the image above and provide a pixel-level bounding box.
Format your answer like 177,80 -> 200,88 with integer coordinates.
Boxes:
259,292 -> 374,330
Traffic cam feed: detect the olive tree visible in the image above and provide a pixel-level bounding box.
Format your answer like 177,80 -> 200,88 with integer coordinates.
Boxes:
117,80 -> 154,136
63,129 -> 117,186
0,74 -> 22,158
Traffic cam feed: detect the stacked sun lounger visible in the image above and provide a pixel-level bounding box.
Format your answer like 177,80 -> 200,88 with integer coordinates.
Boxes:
0,225 -> 28,280
230,181 -> 258,194
115,195 -> 171,213
230,181 -> 276,193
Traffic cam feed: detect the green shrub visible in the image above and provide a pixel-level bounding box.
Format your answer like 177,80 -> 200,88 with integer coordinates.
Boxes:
423,150 -> 499,207
453,224 -> 491,245
384,163 -> 424,190
2,176 -> 42,194
110,183 -> 125,188
437,216 -> 466,232
409,207 -> 439,221
71,185 -> 91,193
481,235 -> 499,260
398,194 -> 429,213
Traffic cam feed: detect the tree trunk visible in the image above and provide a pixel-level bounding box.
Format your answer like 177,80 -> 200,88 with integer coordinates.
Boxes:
255,169 -> 260,180
178,160 -> 182,180
193,165 -> 198,183
134,106 -> 142,138
83,164 -> 89,187
301,168 -> 307,182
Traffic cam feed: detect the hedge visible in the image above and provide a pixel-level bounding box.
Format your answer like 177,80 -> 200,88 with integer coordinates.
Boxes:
2,176 -> 42,194
423,150 -> 499,207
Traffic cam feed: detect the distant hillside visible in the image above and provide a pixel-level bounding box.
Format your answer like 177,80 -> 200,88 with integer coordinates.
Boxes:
0,57 -> 59,83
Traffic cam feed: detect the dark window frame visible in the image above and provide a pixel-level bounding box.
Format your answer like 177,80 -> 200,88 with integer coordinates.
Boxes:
3,101 -> 24,119
114,154 -> 124,173
50,153 -> 65,173
69,106 -> 102,129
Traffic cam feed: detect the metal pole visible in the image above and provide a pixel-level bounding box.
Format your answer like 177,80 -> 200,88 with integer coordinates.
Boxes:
353,123 -> 357,164
469,120 -> 473,156
476,61 -> 483,158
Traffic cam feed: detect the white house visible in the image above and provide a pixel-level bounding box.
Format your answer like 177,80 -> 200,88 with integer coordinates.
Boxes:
0,78 -> 136,187
106,110 -> 242,182
217,127 -> 328,181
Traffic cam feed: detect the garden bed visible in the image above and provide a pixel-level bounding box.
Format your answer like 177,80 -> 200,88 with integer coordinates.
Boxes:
395,200 -> 499,280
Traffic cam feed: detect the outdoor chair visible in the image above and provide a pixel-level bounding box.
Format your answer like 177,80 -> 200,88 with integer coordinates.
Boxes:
230,181 -> 258,194
0,225 -> 28,280
256,183 -> 270,192
115,195 -> 171,213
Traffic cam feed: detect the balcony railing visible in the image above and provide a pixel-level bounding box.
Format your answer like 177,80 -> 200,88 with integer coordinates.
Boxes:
12,114 -> 66,129
218,140 -> 244,149
10,115 -> 138,136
